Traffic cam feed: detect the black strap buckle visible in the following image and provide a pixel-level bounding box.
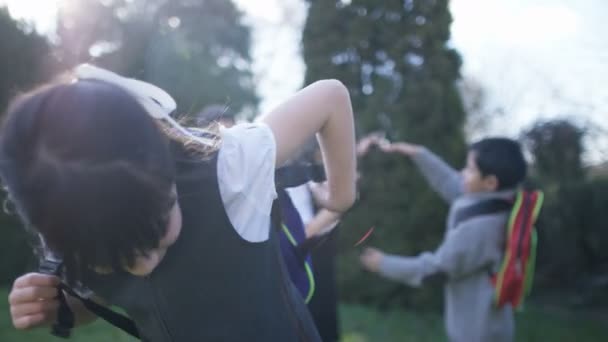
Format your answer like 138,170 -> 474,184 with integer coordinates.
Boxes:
38,258 -> 74,338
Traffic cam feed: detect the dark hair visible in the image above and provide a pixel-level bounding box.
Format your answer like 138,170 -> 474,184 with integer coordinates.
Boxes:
470,137 -> 527,190
0,80 -> 177,281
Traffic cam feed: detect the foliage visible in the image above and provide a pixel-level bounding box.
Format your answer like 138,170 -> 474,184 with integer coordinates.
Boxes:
303,0 -> 466,308
523,119 -> 608,305
0,7 -> 53,112
55,0 -> 257,115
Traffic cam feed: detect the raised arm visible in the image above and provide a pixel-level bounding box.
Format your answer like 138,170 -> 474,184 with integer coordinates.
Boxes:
379,141 -> 463,203
411,147 -> 463,203
261,80 -> 357,213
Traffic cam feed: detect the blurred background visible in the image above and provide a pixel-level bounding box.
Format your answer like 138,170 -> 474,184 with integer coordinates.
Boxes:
0,0 -> 606,341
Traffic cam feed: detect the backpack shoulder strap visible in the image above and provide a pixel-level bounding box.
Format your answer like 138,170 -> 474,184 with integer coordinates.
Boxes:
61,285 -> 140,339
275,164 -> 325,189
271,189 -> 286,232
272,163 -> 324,235
453,198 -> 513,227
39,258 -> 140,340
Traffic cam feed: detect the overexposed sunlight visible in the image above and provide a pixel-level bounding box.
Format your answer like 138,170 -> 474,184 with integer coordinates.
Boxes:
1,0 -> 64,32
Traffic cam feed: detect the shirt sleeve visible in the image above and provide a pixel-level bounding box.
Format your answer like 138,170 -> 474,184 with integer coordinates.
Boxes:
411,148 -> 464,204
217,122 -> 278,242
378,217 -> 503,286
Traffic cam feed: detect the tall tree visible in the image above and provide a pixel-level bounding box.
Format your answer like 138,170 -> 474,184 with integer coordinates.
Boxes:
523,119 -> 586,186
0,7 -> 55,284
521,119 -> 596,292
302,0 -> 467,308
0,7 -> 53,112
55,0 -> 257,115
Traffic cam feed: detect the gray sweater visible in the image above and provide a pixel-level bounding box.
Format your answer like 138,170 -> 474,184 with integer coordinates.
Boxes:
378,148 -> 514,342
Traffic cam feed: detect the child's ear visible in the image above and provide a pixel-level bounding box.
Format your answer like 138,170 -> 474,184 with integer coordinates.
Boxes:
482,175 -> 499,192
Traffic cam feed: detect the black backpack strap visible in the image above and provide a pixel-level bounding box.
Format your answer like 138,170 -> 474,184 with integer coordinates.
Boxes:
275,164 -> 325,189
38,258 -> 140,339
296,231 -> 332,256
38,259 -> 75,338
453,199 -> 513,227
61,285 -> 141,339
272,164 -> 324,234
52,286 -> 75,338
271,195 -> 284,232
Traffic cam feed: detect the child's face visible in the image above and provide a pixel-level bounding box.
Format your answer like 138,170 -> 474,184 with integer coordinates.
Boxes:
461,151 -> 498,193
125,185 -> 183,276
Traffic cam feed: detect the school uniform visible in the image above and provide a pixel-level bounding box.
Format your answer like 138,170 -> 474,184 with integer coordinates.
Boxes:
65,123 -> 321,341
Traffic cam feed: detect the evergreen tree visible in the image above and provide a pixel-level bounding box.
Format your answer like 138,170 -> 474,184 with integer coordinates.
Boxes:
0,7 -> 52,112
303,0 -> 467,309
523,119 -> 586,186
0,7 -> 54,284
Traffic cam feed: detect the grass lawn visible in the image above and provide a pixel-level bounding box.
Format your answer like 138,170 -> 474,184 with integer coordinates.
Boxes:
1,288 -> 607,341
340,303 -> 608,342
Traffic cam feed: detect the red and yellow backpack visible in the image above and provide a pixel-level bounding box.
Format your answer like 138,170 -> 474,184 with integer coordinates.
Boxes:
454,190 -> 544,309
493,190 -> 543,309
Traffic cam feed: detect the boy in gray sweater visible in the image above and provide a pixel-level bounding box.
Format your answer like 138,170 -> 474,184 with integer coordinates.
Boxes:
360,137 -> 527,342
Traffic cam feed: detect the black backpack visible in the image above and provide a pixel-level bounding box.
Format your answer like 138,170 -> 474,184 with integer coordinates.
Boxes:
41,163 -> 326,339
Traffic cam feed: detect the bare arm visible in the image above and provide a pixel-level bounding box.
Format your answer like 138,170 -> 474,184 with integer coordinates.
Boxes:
304,209 -> 341,238
302,133 -> 378,238
261,80 -> 357,213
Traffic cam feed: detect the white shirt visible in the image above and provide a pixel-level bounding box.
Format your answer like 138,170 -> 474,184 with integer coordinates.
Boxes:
285,185 -> 315,226
217,123 -> 277,242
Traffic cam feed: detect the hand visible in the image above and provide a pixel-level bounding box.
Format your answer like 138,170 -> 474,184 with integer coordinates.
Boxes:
356,132 -> 385,157
378,141 -> 421,157
360,247 -> 385,273
9,273 -> 61,330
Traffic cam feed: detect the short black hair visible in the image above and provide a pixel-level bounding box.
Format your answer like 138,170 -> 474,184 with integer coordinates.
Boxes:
469,137 -> 527,190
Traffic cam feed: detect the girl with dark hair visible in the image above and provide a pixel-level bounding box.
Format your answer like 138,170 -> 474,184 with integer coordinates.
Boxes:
2,65 -> 356,341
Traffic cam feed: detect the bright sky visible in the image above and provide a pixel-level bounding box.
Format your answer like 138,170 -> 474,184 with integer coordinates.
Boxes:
0,0 -> 60,33
3,0 -> 606,162
450,0 -> 607,139
235,0 -> 608,163
450,0 -> 608,162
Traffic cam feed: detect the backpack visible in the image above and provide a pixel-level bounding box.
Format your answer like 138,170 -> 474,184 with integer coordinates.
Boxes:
453,190 -> 544,310
41,163 -> 326,339
272,163 -> 328,303
275,188 -> 316,303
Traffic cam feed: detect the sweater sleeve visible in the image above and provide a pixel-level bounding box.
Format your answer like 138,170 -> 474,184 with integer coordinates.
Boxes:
411,148 -> 463,204
378,217 -> 502,286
